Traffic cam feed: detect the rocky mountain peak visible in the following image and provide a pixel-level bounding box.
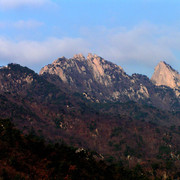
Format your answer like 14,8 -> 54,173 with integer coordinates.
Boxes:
38,55 -> 180,110
87,53 -> 99,60
53,56 -> 66,64
151,61 -> 180,88
73,53 -> 85,61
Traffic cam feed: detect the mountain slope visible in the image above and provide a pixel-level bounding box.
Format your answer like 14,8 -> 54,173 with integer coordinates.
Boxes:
39,53 -> 135,102
1,61 -> 180,178
40,54 -> 180,110
0,118 -> 149,180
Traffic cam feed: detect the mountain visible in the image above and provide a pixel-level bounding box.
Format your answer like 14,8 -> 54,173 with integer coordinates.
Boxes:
40,53 -> 180,111
39,53 -> 134,102
1,58 -> 180,178
151,61 -> 180,89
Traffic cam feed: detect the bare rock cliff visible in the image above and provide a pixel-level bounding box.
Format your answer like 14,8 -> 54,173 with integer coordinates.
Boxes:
39,54 -> 180,110
151,61 -> 180,89
39,53 -> 150,103
39,53 -> 127,87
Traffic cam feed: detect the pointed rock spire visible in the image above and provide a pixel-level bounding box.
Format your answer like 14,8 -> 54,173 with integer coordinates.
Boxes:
151,61 -> 180,88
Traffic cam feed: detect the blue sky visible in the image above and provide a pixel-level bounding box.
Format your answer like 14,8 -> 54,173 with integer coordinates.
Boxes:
0,0 -> 180,77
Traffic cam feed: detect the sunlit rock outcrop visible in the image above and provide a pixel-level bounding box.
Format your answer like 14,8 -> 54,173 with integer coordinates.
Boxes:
39,54 -> 180,110
151,61 -> 180,89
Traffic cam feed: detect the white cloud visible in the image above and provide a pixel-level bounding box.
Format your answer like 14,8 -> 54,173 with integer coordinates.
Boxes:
0,0 -> 52,9
0,23 -> 180,75
0,20 -> 44,29
13,20 -> 44,29
88,23 -> 180,75
0,37 -> 90,64
79,23 -> 180,69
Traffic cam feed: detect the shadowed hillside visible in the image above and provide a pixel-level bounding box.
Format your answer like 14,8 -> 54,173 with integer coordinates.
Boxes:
0,61 -> 180,179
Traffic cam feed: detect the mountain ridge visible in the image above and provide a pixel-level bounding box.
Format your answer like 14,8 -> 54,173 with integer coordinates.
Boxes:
1,61 -> 180,178
39,53 -> 180,111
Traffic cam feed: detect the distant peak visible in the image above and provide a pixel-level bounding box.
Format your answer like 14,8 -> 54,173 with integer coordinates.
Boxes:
157,61 -> 171,68
157,61 -> 168,66
159,61 -> 166,64
73,53 -> 85,60
87,53 -> 101,60
87,53 -> 93,59
157,61 -> 178,73
159,61 -> 167,65
151,61 -> 180,88
53,56 -> 67,64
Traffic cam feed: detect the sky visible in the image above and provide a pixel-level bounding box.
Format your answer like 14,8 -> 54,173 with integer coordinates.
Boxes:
0,0 -> 180,77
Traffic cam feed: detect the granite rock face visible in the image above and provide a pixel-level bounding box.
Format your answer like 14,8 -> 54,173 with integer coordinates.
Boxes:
40,54 -> 180,110
151,61 -> 180,89
40,53 -> 150,102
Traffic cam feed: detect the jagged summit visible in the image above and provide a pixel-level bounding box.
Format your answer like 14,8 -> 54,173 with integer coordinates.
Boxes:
39,53 -> 126,83
52,53 -> 101,64
1,55 -> 180,111
151,61 -> 180,89
73,53 -> 85,60
53,56 -> 67,64
39,54 -> 180,110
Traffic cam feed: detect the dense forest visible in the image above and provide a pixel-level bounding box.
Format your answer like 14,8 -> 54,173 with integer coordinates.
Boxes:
0,118 -> 150,180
